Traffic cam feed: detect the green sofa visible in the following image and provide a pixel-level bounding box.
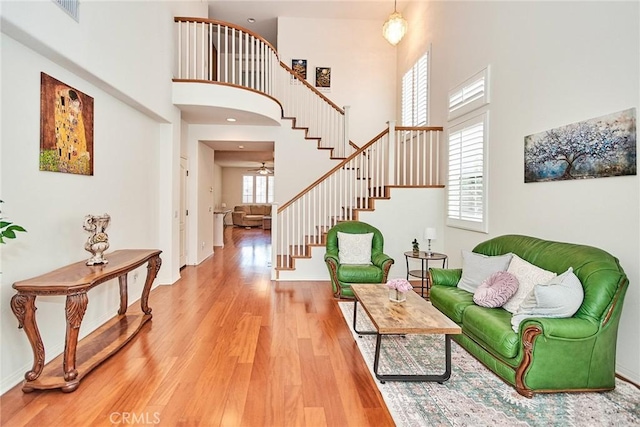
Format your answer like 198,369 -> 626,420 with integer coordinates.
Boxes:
324,221 -> 394,299
429,235 -> 628,397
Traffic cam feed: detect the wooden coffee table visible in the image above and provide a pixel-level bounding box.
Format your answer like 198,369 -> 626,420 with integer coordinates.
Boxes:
351,284 -> 462,383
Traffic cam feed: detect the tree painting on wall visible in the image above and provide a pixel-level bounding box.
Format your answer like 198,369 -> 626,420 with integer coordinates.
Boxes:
524,108 -> 636,183
40,73 -> 94,175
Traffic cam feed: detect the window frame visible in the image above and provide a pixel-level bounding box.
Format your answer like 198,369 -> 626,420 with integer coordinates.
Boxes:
242,174 -> 274,204
401,50 -> 430,127
446,111 -> 489,233
448,66 -> 490,121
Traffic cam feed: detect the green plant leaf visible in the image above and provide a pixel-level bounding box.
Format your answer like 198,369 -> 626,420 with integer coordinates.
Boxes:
2,230 -> 16,239
0,221 -> 11,228
5,225 -> 26,232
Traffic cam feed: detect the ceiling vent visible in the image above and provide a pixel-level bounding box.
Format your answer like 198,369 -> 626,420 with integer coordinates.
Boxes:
52,0 -> 79,22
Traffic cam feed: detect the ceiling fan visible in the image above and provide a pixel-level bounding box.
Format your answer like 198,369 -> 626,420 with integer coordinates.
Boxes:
248,162 -> 273,175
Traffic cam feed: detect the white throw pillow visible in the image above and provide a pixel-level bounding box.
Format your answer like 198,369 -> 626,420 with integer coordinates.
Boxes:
457,251 -> 513,293
511,267 -> 584,332
337,232 -> 373,265
502,254 -> 557,314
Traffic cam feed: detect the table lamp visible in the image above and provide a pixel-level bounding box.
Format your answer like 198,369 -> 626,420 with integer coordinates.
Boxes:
424,227 -> 437,256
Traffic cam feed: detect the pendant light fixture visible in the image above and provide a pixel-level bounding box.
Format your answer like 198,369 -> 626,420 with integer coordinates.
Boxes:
382,0 -> 408,46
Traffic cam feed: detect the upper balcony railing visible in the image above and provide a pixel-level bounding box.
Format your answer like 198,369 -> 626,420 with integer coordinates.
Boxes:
174,17 -> 352,158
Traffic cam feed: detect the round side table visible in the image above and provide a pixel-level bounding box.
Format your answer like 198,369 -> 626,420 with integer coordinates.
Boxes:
404,251 -> 448,298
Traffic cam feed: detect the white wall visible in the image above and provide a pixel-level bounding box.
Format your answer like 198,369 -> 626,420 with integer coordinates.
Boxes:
277,17 -> 397,146
0,34 -> 160,393
221,167 -> 249,212
0,0 -> 207,394
213,163 -> 223,210
1,1 -> 206,122
399,1 -> 639,382
180,118 -> 189,158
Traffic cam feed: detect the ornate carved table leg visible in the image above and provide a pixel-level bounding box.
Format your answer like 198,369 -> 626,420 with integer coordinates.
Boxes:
62,292 -> 88,392
118,274 -> 128,315
10,294 -> 45,390
140,255 -> 162,315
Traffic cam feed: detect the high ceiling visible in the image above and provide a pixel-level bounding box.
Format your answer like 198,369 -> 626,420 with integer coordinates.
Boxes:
189,1 -> 405,167
207,1 -> 405,48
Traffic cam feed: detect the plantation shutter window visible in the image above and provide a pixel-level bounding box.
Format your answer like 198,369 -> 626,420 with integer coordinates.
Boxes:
401,52 -> 429,126
448,66 -> 490,120
447,113 -> 488,232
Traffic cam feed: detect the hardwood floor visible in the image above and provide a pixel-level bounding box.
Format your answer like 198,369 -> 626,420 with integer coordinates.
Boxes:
0,227 -> 394,426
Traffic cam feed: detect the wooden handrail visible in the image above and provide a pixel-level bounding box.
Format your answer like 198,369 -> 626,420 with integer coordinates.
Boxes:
396,126 -> 444,131
277,126 -> 444,213
278,128 -> 390,213
174,17 -> 278,56
279,62 -> 345,114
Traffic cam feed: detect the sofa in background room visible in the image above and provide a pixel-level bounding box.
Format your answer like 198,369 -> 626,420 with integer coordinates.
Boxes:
232,205 -> 272,227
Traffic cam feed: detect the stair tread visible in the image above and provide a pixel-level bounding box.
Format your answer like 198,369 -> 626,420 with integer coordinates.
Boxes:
276,169 -> 442,271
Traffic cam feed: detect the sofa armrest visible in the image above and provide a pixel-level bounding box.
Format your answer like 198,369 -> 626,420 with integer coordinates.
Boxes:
231,211 -> 246,226
372,252 -> 393,269
373,253 -> 394,283
429,268 -> 462,287
520,317 -> 599,340
324,253 -> 339,264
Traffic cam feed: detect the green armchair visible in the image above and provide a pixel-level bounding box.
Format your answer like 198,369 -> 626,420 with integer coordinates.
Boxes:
324,221 -> 394,299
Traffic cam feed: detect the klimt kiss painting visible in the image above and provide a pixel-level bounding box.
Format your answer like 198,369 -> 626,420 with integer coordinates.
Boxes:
40,73 -> 94,175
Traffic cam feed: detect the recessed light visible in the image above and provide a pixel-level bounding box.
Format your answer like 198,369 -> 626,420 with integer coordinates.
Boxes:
226,117 -> 237,122
247,18 -> 256,23
238,145 -> 244,149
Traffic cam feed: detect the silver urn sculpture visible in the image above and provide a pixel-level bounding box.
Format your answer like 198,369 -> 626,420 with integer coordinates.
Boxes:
83,213 -> 111,265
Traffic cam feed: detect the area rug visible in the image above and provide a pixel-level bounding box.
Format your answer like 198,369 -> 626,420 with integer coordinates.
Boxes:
338,301 -> 640,427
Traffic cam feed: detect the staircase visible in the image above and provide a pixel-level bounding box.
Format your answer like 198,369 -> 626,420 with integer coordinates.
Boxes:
274,123 -> 443,275
173,17 -> 444,277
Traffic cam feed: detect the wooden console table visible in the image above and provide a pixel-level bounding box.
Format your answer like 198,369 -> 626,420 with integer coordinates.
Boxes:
10,249 -> 162,393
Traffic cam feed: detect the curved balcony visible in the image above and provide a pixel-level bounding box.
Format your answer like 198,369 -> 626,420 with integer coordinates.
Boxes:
174,17 -> 351,158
